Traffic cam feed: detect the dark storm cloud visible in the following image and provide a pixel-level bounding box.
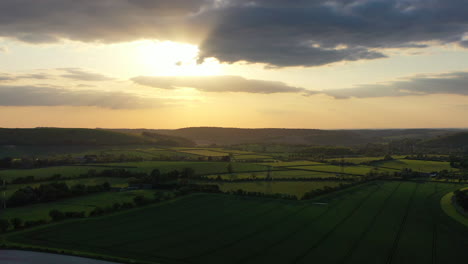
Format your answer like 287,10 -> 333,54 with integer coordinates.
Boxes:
0,0 -> 468,67
196,0 -> 468,67
131,75 -> 317,95
0,85 -> 161,109
323,71 -> 468,99
0,0 -> 211,43
59,68 -> 114,81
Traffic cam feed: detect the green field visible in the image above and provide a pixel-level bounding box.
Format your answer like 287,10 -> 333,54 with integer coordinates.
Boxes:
0,190 -> 157,222
373,159 -> 456,173
6,181 -> 467,264
211,181 -> 348,198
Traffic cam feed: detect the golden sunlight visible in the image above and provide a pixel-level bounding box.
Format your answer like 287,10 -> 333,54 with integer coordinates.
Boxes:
136,40 -> 221,76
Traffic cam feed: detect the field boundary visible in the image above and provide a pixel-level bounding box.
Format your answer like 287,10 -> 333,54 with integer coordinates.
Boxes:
440,188 -> 468,227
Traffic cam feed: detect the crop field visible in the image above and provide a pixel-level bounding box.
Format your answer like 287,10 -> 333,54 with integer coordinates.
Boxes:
212,181 -> 348,198
6,181 -> 467,264
373,159 -> 455,173
0,190 -> 157,222
0,166 -> 120,182
99,161 -> 269,175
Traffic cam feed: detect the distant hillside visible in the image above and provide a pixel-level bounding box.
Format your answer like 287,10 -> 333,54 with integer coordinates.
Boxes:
0,128 -> 194,146
151,127 -> 458,146
421,132 -> 468,149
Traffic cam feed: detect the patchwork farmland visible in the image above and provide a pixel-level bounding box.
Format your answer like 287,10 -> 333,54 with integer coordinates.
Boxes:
5,181 -> 467,264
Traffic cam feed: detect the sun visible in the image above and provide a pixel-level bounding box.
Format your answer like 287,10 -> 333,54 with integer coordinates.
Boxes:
135,40 -> 221,76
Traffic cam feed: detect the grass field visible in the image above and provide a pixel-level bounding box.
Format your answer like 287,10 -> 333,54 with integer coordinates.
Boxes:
372,159 -> 456,173
6,181 -> 467,264
0,190 -> 157,222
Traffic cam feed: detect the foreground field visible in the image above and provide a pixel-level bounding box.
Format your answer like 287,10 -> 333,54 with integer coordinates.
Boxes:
5,181 -> 467,264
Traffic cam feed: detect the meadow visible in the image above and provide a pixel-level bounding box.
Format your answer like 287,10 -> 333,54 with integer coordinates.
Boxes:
5,181 -> 467,264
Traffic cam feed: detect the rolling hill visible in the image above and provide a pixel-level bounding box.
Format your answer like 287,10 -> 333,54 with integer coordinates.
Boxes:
0,128 -> 194,146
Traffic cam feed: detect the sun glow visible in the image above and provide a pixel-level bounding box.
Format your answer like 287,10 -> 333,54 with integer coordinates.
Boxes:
136,40 -> 221,76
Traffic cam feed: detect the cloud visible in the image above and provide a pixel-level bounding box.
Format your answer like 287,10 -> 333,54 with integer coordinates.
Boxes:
131,75 -> 316,95
59,68 -> 114,81
0,0 -> 210,43
0,1 -> 467,67
196,0 -> 468,67
322,71 -> 468,99
0,46 -> 8,53
0,85 -> 162,109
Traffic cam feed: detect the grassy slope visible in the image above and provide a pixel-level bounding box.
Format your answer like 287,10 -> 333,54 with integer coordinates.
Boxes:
6,181 -> 468,264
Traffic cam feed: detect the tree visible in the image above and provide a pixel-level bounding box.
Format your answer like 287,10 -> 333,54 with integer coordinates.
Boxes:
11,217 -> 23,229
227,163 -> 233,174
0,219 -> 10,232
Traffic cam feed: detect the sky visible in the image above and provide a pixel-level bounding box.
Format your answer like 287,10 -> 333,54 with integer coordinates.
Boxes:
1,0 -> 468,129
